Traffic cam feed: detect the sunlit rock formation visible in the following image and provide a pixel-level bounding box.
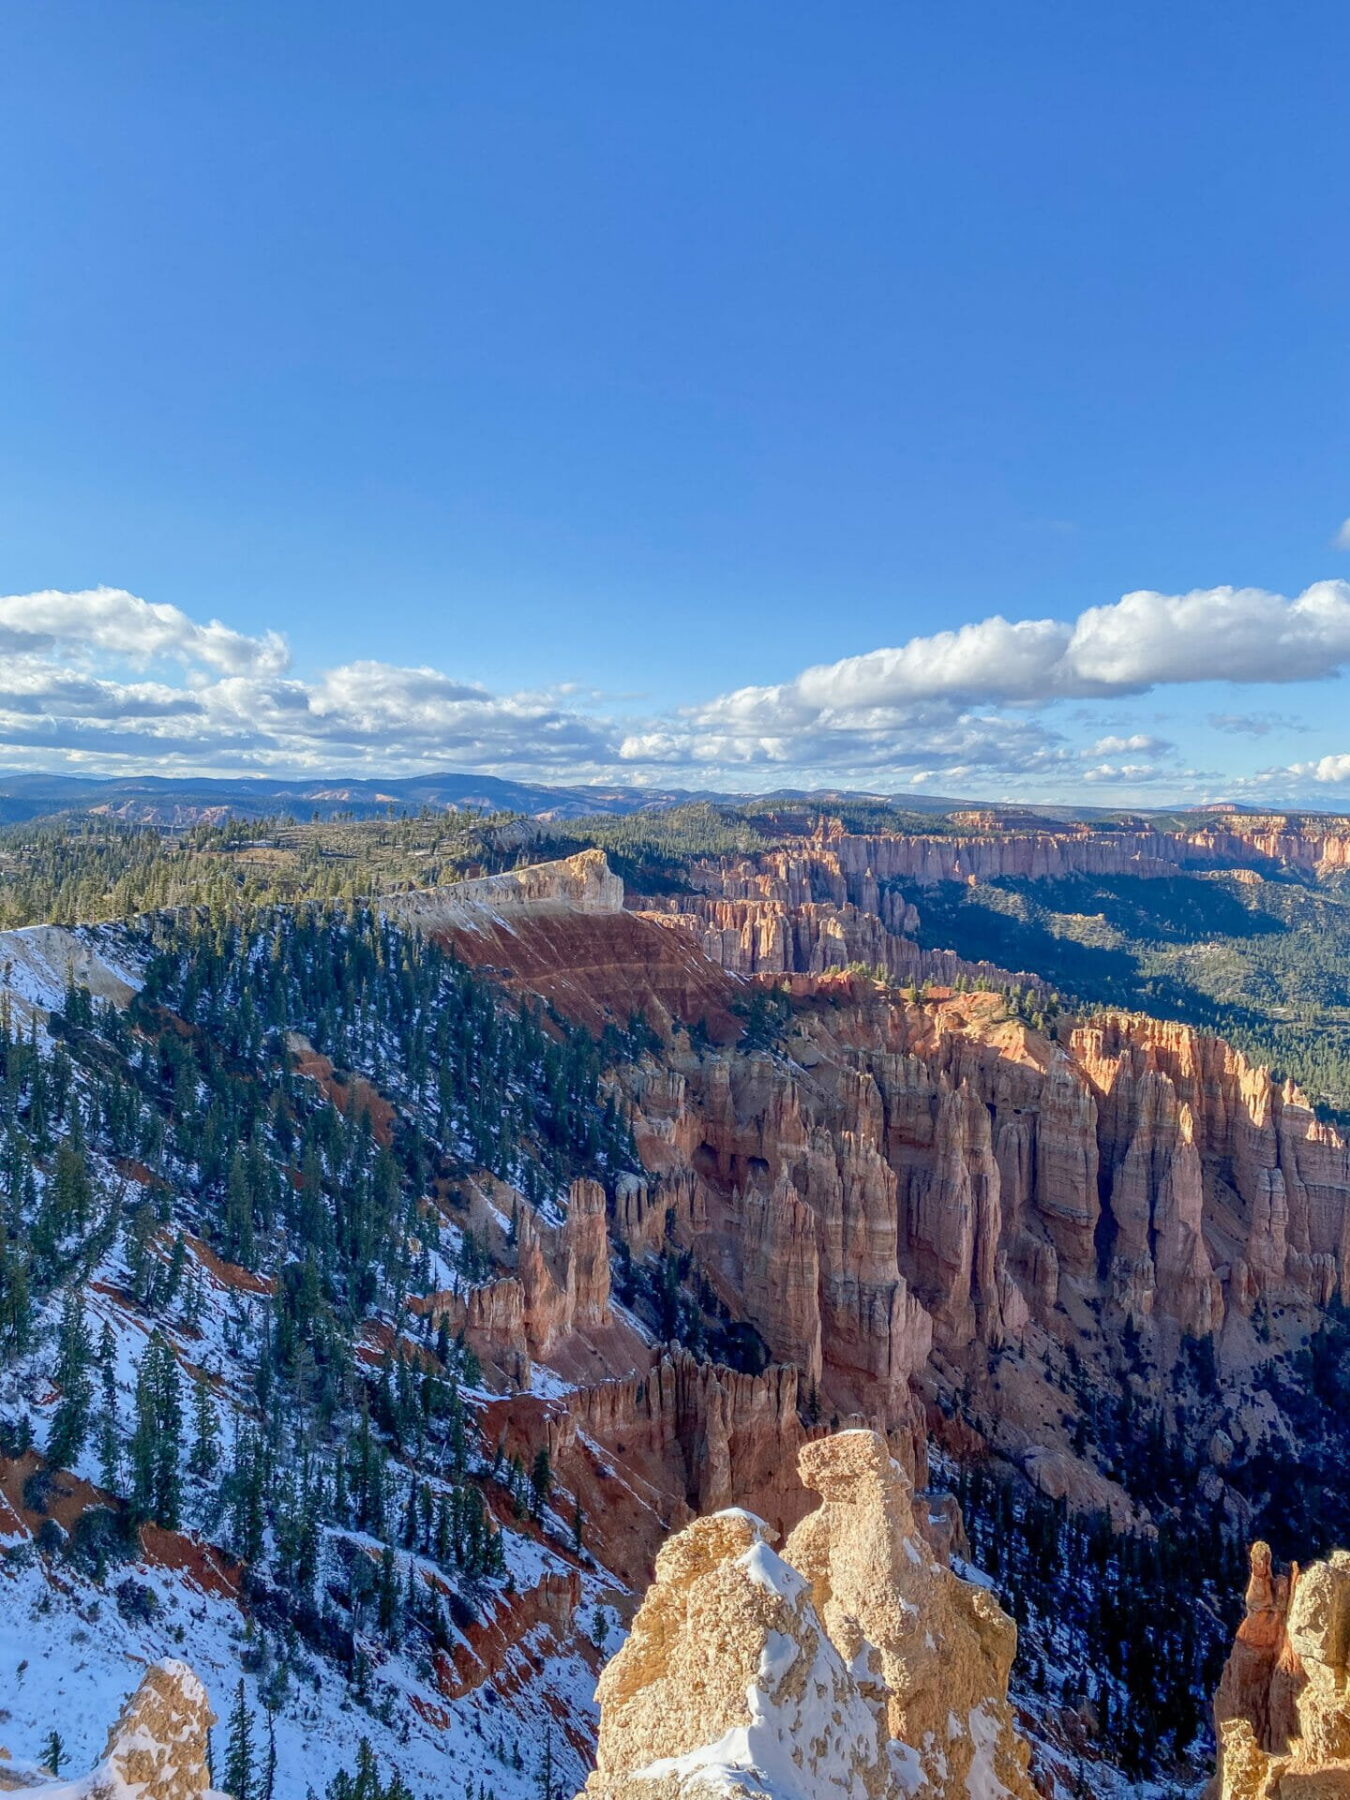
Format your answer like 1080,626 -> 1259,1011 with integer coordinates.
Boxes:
578,1429 -> 1034,1800
0,1661 -> 218,1800
1215,1542 -> 1350,1800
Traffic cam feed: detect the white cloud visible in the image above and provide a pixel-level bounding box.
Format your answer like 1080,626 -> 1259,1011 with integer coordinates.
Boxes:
0,579 -> 1347,796
1279,754 -> 1350,785
1065,583 -> 1350,689
1084,734 -> 1171,757
0,586 -> 288,674
0,620 -> 619,778
662,582 -> 1350,775
1334,519 -> 1350,551
671,581 -> 1350,775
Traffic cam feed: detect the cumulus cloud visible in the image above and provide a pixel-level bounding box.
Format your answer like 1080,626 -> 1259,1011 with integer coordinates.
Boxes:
660,582 -> 1350,774
1084,734 -> 1171,757
0,586 -> 288,674
1066,583 -> 1350,688
1278,754 -> 1350,785
0,591 -> 618,776
696,582 -> 1350,742
2,579 -> 1349,793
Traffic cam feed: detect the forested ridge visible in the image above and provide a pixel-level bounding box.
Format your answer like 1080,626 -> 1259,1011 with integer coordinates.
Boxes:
0,812 -> 532,928
0,903 -> 636,1776
911,870 -> 1350,1119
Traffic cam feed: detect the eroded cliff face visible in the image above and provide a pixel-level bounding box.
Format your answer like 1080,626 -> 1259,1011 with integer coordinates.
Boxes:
630,821 -> 1350,1005
616,986 -> 1350,1385
412,854 -> 1350,1552
368,847 -> 1350,1783
656,817 -> 1350,905
578,1430 -> 1034,1800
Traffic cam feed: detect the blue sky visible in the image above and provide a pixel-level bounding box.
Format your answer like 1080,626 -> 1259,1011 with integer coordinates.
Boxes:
3,1 -> 1350,801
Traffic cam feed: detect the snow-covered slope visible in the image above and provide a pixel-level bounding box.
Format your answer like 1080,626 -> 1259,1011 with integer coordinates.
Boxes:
0,913 -> 626,1800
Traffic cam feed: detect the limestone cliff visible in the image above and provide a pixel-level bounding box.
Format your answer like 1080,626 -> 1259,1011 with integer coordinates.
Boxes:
384,849 -> 624,928
578,1430 -> 1034,1800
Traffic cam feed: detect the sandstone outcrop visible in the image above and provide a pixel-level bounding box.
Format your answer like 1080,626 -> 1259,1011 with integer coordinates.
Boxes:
418,1177 -> 629,1387
384,849 -> 624,928
663,817 -> 1350,903
100,1662 -> 218,1800
1214,1543 -> 1350,1800
516,1177 -> 614,1356
400,858 -> 739,1036
613,991 -> 1344,1425
578,1430 -> 1035,1800
640,894 -> 1032,996
1,1661 -> 218,1800
563,1351 -> 819,1577
435,1567 -> 583,1700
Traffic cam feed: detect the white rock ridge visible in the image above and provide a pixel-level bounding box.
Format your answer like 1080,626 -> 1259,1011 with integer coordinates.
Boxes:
0,1660 -> 222,1800
578,1430 -> 1035,1800
381,850 -> 624,935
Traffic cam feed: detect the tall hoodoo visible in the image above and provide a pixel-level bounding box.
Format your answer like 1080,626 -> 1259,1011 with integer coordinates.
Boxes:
783,1431 -> 1035,1800
1215,1543 -> 1350,1800
581,1508 -> 889,1800
578,1429 -> 1035,1800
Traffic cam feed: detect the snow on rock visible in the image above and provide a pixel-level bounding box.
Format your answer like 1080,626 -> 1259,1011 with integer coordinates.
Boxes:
0,1659 -> 222,1800
0,923 -> 146,1024
381,853 -> 624,937
577,1431 -> 1037,1800
0,906 -> 610,1800
581,1507 -> 885,1800
0,1533 -> 601,1800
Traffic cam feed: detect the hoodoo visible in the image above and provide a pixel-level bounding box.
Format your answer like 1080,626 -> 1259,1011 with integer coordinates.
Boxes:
579,1429 -> 1034,1800
1215,1543 -> 1350,1800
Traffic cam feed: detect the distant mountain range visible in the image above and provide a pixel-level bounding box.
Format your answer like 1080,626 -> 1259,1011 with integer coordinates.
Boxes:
0,768 -> 1275,827
0,770 -> 693,825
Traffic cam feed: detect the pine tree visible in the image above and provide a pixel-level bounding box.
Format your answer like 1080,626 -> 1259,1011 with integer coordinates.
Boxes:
0,1229 -> 33,1354
46,1289 -> 94,1469
42,1731 -> 65,1776
536,1728 -> 555,1800
261,1709 -> 277,1800
377,1543 -> 400,1638
97,1407 -> 123,1491
223,1680 -> 255,1800
227,1426 -> 267,1563
189,1373 -> 221,1481
326,1741 -> 412,1800
98,1320 -> 118,1407
223,1151 -> 255,1268
31,1140 -> 94,1283
529,1445 -> 552,1519
129,1330 -> 183,1526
